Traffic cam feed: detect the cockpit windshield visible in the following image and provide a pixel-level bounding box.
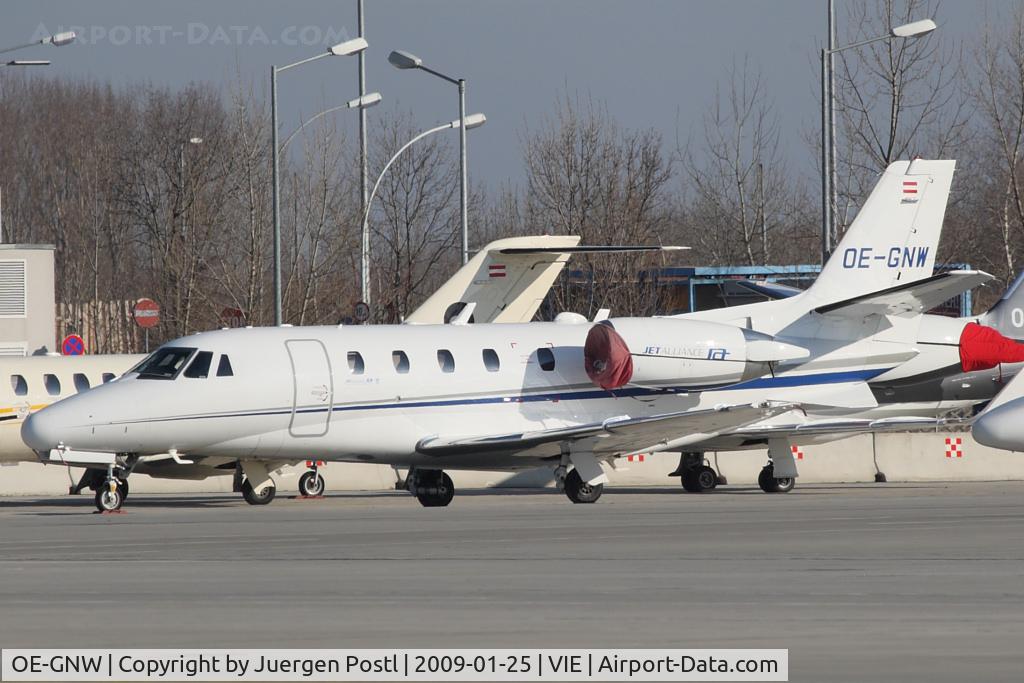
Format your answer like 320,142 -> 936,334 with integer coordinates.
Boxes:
135,347 -> 197,380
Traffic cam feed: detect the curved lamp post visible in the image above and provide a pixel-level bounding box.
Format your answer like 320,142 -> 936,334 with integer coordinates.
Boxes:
820,18 -> 936,263
388,49 -> 473,266
271,37 -> 368,325
360,113 -> 486,311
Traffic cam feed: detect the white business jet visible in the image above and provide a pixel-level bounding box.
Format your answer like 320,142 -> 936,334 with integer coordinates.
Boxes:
23,160 -> 982,512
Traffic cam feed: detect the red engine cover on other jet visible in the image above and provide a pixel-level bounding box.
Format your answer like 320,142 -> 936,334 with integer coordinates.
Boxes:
584,323 -> 634,390
959,322 -> 1024,372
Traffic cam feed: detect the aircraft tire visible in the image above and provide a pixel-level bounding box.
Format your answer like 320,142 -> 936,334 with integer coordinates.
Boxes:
241,479 -> 276,505
758,464 -> 795,494
416,471 -> 455,507
298,471 -> 325,497
94,485 -> 124,513
680,469 -> 703,492
564,469 -> 603,504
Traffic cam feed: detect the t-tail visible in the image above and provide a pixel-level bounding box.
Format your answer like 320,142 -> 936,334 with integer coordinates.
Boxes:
979,270 -> 1024,339
803,159 -> 955,308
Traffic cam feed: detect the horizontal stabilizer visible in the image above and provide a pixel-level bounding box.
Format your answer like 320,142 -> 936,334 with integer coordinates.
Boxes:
814,270 -> 993,318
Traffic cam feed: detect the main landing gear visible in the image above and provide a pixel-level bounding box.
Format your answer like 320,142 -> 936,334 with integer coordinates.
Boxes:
757,463 -> 795,493
671,452 -> 721,493
407,469 -> 455,507
238,460 -> 277,505
560,468 -> 604,504
298,461 -> 326,497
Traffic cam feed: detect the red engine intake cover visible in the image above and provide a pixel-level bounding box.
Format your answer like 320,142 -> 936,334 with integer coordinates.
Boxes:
959,322 -> 1024,372
584,323 -> 634,390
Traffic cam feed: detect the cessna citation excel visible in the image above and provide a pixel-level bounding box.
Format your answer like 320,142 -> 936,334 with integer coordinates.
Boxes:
23,159 -> 985,512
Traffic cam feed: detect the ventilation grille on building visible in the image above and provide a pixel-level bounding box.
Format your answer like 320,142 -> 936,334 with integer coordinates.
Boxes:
0,344 -> 27,356
0,261 -> 27,317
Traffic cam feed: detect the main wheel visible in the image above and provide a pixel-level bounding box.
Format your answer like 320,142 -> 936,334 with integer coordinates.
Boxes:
564,468 -> 603,504
416,471 -> 455,507
94,485 -> 124,512
758,464 -> 795,494
298,471 -> 325,497
241,478 -> 276,505
680,469 -> 703,492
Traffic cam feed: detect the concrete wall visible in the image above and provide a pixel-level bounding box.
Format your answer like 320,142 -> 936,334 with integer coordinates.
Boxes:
1,430 -> 1021,497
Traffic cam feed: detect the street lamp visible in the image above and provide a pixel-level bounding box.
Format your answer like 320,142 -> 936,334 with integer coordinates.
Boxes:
360,113 -> 486,313
271,37 -> 368,326
0,30 -> 76,56
279,93 -> 382,152
388,49 -> 472,267
3,60 -> 50,67
179,137 -> 203,237
820,17 -> 936,263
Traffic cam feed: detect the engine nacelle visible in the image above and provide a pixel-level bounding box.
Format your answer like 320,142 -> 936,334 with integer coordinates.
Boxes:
584,317 -> 808,391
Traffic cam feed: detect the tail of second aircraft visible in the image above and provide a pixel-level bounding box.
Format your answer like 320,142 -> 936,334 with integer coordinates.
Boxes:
979,271 -> 1024,338
803,159 -> 956,307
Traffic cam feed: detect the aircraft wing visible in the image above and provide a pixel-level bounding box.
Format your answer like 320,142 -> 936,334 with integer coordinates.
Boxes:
814,270 -> 994,318
727,415 -> 966,441
416,401 -> 797,459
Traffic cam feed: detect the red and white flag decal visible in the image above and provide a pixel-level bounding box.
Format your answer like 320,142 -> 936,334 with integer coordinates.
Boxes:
489,263 -> 506,278
903,180 -> 918,196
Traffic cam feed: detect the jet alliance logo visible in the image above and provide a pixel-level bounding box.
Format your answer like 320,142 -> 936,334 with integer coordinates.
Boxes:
841,246 -> 929,269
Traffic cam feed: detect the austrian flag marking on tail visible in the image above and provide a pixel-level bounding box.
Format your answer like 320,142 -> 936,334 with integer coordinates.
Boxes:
902,179 -> 919,202
945,437 -> 963,459
488,264 -> 506,278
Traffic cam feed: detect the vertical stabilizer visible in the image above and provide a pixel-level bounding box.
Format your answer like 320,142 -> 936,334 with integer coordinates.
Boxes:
805,159 -> 956,307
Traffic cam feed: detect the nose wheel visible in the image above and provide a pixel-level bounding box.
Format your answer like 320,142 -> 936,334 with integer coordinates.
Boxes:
298,469 -> 325,497
94,480 -> 125,513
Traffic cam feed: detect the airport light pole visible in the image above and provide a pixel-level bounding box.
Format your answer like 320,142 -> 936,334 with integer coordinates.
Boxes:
0,30 -> 76,57
820,17 -> 936,264
279,94 -> 382,152
360,113 -> 486,313
388,50 -> 472,266
271,38 -> 368,326
178,137 -> 203,238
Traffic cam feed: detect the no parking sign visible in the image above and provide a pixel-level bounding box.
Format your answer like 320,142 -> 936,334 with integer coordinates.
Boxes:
61,334 -> 85,356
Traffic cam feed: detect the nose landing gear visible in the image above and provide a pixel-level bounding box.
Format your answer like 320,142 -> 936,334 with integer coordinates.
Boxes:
298,461 -> 326,498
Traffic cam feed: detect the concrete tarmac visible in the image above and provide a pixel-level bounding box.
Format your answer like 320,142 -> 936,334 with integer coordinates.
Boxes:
1,482 -> 1023,681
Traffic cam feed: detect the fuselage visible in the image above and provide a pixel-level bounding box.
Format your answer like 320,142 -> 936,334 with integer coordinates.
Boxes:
21,318 -> 915,471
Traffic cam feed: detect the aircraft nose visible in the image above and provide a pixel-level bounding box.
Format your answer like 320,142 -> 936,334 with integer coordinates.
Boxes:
21,408 -> 61,453
973,398 -> 1024,452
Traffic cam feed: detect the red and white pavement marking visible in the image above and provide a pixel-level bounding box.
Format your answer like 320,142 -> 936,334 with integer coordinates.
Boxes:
945,437 -> 964,459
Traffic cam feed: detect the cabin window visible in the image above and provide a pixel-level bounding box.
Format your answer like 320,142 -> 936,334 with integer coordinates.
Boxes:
101,373 -> 116,384
392,350 -> 410,374
437,349 -> 455,373
10,374 -> 27,396
184,351 -> 214,378
216,355 -> 234,377
43,374 -> 61,396
482,348 -> 500,372
537,347 -> 555,371
347,352 -> 364,375
136,347 -> 196,380
73,373 -> 90,393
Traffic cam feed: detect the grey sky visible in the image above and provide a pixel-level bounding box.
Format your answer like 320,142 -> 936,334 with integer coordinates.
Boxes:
4,1 -> 1017,191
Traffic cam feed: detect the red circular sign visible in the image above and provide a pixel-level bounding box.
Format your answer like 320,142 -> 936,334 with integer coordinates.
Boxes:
61,334 -> 85,356
133,298 -> 161,328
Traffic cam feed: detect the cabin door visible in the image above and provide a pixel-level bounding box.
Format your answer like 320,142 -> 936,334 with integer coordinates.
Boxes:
285,340 -> 333,437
